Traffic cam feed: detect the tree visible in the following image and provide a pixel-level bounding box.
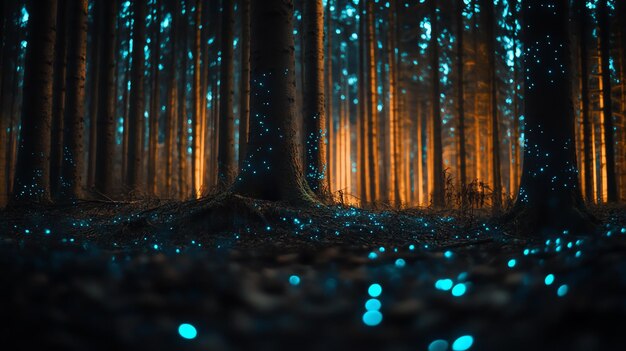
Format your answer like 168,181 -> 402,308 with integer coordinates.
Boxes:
239,0 -> 250,168
232,0 -> 315,204
365,0 -> 380,203
59,0 -> 88,200
94,0 -> 117,196
148,0 -> 161,196
578,0 -> 593,203
511,0 -> 593,233
302,0 -> 328,195
218,0 -> 235,185
456,0 -> 467,191
598,0 -> 617,202
430,0 -> 444,207
50,0 -> 68,198
12,0 -> 58,203
125,0 -> 147,193
87,0 -> 101,189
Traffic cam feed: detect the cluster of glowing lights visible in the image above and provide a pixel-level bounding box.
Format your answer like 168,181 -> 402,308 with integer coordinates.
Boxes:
428,335 -> 474,351
362,283 -> 383,327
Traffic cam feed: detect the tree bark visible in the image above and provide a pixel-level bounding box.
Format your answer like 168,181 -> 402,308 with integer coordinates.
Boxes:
431,0 -> 444,207
218,0 -> 235,185
578,0 -> 593,204
484,0 -> 501,211
60,0 -> 87,200
147,0 -> 161,196
50,0 -> 68,198
87,0 -> 101,190
12,0 -> 58,204
366,0 -> 380,204
239,0 -> 250,168
457,0 -> 467,191
232,0 -> 315,204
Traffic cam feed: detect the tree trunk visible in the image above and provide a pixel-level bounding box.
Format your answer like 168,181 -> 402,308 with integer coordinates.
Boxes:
302,0 -> 327,195
366,0 -> 380,204
164,0 -> 179,197
60,0 -> 87,200
431,0 -> 444,207
178,5 -> 189,199
217,0 -> 235,186
94,0 -> 117,196
598,0 -> 618,202
578,0 -> 593,204
357,0 -> 369,204
239,0 -> 250,169
126,0 -> 147,193
232,0 -> 315,204
87,0 -> 101,190
457,0 -> 467,191
484,0 -> 501,211
148,0 -> 161,196
512,0 -> 593,233
50,0 -> 68,199
12,0 -> 58,204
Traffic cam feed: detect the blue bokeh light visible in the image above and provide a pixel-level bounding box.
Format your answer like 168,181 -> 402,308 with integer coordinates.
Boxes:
365,298 -> 381,311
452,283 -> 467,297
544,274 -> 555,286
362,310 -> 383,326
178,323 -> 197,339
289,275 -> 301,286
435,279 -> 454,291
452,335 -> 474,351
368,283 -> 382,297
428,339 -> 449,351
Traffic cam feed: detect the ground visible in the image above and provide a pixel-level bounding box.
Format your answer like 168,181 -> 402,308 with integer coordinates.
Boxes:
1,195 -> 625,351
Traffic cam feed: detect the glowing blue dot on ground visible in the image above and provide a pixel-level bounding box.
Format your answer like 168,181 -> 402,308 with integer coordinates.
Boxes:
289,275 -> 300,286
368,283 -> 382,297
428,339 -> 449,351
435,279 -> 454,291
178,323 -> 197,339
365,298 -> 381,311
368,252 -> 378,259
507,259 -> 516,268
362,310 -> 382,326
395,258 -> 406,268
409,244 -> 415,250
44,229 -> 51,235
444,250 -> 453,258
452,283 -> 467,297
544,274 -> 555,286
153,244 -> 159,250
523,249 -> 530,255
557,284 -> 568,297
452,335 -> 474,351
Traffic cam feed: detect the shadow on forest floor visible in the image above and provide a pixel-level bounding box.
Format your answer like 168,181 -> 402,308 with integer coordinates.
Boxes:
0,195 -> 625,350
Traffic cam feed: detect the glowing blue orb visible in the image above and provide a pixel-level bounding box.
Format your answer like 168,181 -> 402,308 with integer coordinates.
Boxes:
544,274 -> 555,286
444,250 -> 453,258
368,283 -> 382,297
178,323 -> 197,339
368,252 -> 378,259
452,335 -> 474,351
153,244 -> 159,250
289,275 -> 300,286
507,259 -> 516,268
409,244 -> 415,251
395,258 -> 406,268
451,283 -> 467,297
435,279 -> 454,291
557,284 -> 568,297
428,339 -> 449,351
365,298 -> 381,311
44,229 -> 51,235
362,310 -> 383,326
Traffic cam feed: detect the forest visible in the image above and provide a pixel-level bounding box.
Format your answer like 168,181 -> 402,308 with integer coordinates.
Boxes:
0,0 -> 625,350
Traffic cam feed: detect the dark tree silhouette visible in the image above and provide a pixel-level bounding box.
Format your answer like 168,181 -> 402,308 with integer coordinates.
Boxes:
456,0 -> 467,190
511,0 -> 593,233
430,0 -> 444,207
60,0 -> 88,200
86,0 -> 101,189
232,0 -> 315,204
148,0 -> 162,196
484,0 -> 501,211
302,0 -> 328,195
239,0 -> 251,168
12,0 -> 58,204
577,0 -> 593,204
218,0 -> 235,185
126,0 -> 147,193
94,0 -> 117,196
50,0 -> 68,198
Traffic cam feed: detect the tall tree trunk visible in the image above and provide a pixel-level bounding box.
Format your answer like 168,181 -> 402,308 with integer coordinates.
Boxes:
484,0 -> 501,211
357,0 -> 369,204
578,0 -> 593,204
94,0 -> 117,196
218,0 -> 235,185
302,0 -> 327,195
325,0 -> 333,194
365,0 -> 380,203
431,0 -> 444,207
457,0 -> 467,191
164,0 -> 179,197
12,0 -> 58,204
178,5 -> 189,199
598,0 -> 617,202
60,0 -> 87,200
512,0 -> 593,233
147,0 -> 161,195
50,0 -> 68,198
87,0 -> 101,189
190,0 -> 201,196
239,0 -> 250,168
232,0 -> 315,204
126,0 -> 147,193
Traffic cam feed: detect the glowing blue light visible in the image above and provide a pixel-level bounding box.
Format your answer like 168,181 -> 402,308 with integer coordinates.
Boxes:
365,298 -> 381,311
368,252 -> 378,259
523,249 -> 530,255
153,244 -> 159,250
444,251 -> 453,258
395,258 -> 406,268
507,259 -> 516,268
289,275 -> 300,286
178,323 -> 197,339
452,335 -> 474,351
557,284 -> 568,297
435,279 -> 453,291
368,283 -> 382,297
544,274 -> 555,286
362,310 -> 382,326
44,229 -> 51,235
451,283 -> 467,297
409,244 -> 415,251
428,339 -> 449,351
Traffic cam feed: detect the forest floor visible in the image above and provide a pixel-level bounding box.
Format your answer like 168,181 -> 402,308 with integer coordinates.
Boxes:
0,195 -> 625,351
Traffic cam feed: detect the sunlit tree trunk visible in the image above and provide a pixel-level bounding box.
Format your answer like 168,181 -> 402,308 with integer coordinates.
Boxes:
358,0 -> 369,204
164,0 -> 179,197
178,3 -> 189,199
456,0 -> 467,193
598,0 -> 617,202
366,0 -> 380,204
578,0 -> 594,204
190,1 -> 201,196
51,0 -> 68,199
303,0 -> 327,195
512,0 -> 592,233
484,0 -> 501,211
430,0 -> 444,207
325,0 -> 333,194
217,0 -> 235,186
147,0 -> 161,196
12,0 -> 58,204
239,0 -> 250,169
60,0 -> 87,200
232,0 -> 315,204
